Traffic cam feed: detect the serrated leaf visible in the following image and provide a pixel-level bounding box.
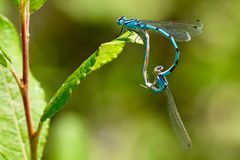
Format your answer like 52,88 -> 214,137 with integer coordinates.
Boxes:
40,32 -> 143,122
12,0 -> 47,13
0,13 -> 49,159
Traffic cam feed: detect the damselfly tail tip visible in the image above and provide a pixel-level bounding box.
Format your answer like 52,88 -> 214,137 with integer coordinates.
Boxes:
186,142 -> 192,151
181,140 -> 192,151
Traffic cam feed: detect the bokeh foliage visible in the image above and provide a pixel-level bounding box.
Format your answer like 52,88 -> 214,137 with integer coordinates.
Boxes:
1,0 -> 240,159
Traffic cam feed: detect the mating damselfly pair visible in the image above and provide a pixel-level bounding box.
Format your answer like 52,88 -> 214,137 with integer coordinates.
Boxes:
117,16 -> 203,149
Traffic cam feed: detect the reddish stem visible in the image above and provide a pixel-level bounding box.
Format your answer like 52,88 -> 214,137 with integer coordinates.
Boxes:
20,0 -> 39,159
21,0 -> 33,136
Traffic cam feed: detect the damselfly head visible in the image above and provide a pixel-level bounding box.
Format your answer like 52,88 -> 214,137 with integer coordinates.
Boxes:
117,16 -> 126,25
154,65 -> 164,75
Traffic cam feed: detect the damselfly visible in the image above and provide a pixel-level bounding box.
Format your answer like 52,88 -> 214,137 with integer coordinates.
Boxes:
117,16 -> 203,42
117,16 -> 203,149
117,16 -> 203,85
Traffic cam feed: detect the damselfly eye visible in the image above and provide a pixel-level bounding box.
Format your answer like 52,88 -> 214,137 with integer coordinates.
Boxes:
154,65 -> 164,74
117,16 -> 126,25
119,16 -> 125,20
157,65 -> 164,71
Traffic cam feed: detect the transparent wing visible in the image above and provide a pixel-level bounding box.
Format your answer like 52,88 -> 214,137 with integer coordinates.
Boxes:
158,29 -> 191,42
165,87 -> 192,150
142,20 -> 203,42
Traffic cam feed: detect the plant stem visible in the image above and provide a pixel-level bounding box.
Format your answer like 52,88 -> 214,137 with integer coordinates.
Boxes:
21,0 -> 32,135
20,0 -> 40,159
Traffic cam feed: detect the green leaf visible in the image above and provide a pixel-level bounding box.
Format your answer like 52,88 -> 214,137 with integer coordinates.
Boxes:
0,13 -> 49,159
12,0 -> 47,13
40,32 -> 143,122
0,14 -> 18,69
0,50 -> 8,67
0,46 -> 12,68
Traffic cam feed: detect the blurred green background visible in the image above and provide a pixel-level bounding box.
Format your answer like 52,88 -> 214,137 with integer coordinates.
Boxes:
1,0 -> 240,159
